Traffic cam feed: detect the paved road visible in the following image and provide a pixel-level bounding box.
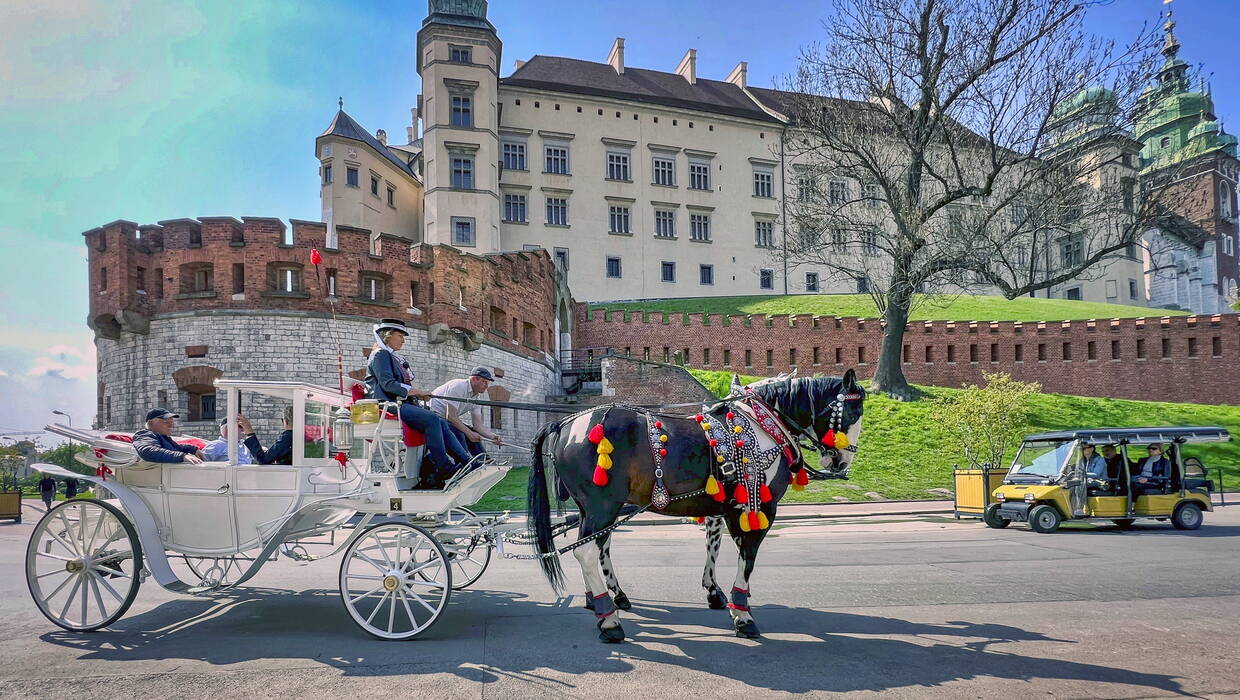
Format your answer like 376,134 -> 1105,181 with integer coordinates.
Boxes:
2,506 -> 1239,699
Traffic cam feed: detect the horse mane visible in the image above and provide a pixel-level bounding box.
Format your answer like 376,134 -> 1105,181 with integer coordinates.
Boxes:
749,375 -> 857,426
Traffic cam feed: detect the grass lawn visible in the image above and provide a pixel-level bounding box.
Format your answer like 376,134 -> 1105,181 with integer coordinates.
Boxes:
589,293 -> 1187,322
473,371 -> 1239,511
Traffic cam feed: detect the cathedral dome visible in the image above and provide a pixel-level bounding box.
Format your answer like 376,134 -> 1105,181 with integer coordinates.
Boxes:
1188,118 -> 1220,141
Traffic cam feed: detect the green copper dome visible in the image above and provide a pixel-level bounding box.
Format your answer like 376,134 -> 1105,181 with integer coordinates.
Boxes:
424,0 -> 493,29
1188,119 -> 1220,141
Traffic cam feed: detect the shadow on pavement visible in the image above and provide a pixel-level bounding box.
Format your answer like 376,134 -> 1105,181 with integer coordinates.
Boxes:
37,586 -> 1188,696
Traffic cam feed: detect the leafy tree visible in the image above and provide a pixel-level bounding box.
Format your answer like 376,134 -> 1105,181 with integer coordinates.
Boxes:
38,442 -> 92,475
934,371 -> 1040,469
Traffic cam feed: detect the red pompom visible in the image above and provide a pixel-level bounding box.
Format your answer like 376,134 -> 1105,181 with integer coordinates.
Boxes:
654,421 -> 663,429
693,414 -> 704,422
712,488 -> 726,502
795,468 -> 810,486
334,452 -> 349,466
735,439 -> 744,447
747,511 -> 761,530
592,465 -> 609,486
310,248 -> 323,265
708,439 -> 718,447
735,483 -> 749,503
726,412 -> 735,420
821,429 -> 837,447
588,424 -> 605,444
759,484 -> 773,503
695,516 -> 706,524
789,470 -> 796,484
658,448 -> 668,457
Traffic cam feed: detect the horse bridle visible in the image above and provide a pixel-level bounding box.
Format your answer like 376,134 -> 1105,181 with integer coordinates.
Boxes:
742,391 -> 858,463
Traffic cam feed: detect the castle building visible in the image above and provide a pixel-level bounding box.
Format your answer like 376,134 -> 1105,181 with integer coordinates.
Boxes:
1136,10 -> 1240,314
316,0 -> 1150,305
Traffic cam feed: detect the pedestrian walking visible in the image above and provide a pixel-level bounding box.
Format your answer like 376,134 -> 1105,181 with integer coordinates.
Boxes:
37,475 -> 56,509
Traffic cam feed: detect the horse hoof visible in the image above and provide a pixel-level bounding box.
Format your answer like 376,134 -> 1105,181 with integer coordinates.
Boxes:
613,592 -> 632,611
706,588 -> 727,610
598,623 -> 626,643
734,621 -> 761,639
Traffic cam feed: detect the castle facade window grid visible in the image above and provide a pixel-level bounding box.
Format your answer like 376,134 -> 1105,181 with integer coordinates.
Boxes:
322,164 -> 332,185
652,156 -> 676,186
828,180 -> 848,205
451,216 -> 476,247
1061,235 -> 1085,267
689,213 -> 711,242
699,264 -> 714,285
862,228 -> 879,255
753,168 -> 774,198
608,205 -> 631,234
759,268 -> 774,290
346,167 -> 359,188
654,209 -> 676,238
449,44 -> 472,63
661,261 -> 676,283
503,193 -> 527,223
276,266 -> 302,293
688,160 -> 711,190
370,174 -> 380,196
553,247 -> 569,271
606,151 -> 631,181
544,144 -> 570,175
451,156 -> 474,189
546,197 -> 569,226
502,141 -> 527,171
606,256 -> 622,279
754,219 -> 774,248
360,274 -> 388,302
806,272 -> 820,292
387,185 -> 396,208
450,95 -> 473,128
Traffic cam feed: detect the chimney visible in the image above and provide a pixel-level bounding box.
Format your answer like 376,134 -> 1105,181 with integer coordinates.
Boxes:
608,37 -> 625,75
676,48 -> 697,85
407,126 -> 415,144
376,129 -> 387,145
514,58 -> 527,70
725,61 -> 748,89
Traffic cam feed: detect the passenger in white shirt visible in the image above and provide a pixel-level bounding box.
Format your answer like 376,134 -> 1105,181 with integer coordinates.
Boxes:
430,367 -> 503,461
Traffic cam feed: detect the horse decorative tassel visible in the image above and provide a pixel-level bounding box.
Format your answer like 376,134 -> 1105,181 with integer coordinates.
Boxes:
590,423 -> 613,486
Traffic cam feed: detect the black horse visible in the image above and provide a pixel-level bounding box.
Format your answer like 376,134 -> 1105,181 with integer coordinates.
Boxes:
528,371 -> 866,642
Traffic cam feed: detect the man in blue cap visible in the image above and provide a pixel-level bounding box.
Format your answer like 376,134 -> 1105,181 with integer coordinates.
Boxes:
133,409 -> 204,464
430,367 -> 504,462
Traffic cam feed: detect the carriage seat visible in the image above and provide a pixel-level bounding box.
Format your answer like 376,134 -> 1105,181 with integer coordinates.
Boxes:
349,382 -> 426,448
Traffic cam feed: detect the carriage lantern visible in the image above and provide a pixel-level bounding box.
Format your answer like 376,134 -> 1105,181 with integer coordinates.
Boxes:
332,406 -> 354,451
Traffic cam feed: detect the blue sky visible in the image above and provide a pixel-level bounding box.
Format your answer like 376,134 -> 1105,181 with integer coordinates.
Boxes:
0,0 -> 1235,438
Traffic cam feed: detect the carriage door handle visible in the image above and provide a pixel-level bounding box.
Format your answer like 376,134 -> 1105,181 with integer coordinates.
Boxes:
217,484 -> 230,494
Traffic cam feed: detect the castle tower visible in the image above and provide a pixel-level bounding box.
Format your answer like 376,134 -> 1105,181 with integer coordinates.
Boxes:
1136,7 -> 1240,312
417,0 -> 503,252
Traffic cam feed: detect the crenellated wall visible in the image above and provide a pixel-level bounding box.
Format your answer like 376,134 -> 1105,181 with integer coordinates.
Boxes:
574,307 -> 1240,405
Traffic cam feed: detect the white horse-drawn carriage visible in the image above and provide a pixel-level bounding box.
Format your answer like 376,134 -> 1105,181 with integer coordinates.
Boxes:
26,379 -> 526,640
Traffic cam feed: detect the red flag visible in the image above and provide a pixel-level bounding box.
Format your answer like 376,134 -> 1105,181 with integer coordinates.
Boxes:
310,248 -> 322,266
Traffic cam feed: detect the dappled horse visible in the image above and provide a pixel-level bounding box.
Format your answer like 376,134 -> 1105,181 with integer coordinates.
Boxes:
528,371 -> 866,642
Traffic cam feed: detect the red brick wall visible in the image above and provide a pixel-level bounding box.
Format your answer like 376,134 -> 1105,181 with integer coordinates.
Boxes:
575,307 -> 1240,405
84,217 -> 558,360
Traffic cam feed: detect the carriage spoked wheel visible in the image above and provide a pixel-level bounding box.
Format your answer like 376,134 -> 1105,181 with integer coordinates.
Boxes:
339,522 -> 451,640
417,506 -> 492,591
26,498 -> 143,632
181,554 -> 246,588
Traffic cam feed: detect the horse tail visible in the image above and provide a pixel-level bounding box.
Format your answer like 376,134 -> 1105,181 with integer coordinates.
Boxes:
527,420 -> 565,593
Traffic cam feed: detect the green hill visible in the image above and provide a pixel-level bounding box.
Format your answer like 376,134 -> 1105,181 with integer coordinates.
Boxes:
589,293 -> 1188,322
692,370 -> 1240,503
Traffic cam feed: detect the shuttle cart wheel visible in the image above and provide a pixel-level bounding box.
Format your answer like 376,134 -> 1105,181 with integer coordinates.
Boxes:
26,498 -> 143,632
1111,519 -> 1135,529
982,503 -> 1010,529
420,507 -> 492,590
1171,502 -> 1203,531
1028,504 -> 1062,534
339,522 -> 451,640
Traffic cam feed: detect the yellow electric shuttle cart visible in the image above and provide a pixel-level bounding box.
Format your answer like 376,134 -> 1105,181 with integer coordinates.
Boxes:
984,427 -> 1228,533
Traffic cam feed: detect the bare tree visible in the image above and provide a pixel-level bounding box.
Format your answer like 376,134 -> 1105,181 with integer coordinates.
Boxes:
776,0 -> 1180,400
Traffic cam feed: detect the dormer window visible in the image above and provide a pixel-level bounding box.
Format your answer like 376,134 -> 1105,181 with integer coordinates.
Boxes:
449,45 -> 472,64
1159,136 -> 1171,149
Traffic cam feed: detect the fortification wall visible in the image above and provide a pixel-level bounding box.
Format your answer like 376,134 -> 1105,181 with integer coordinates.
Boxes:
95,311 -> 557,461
574,308 -> 1240,405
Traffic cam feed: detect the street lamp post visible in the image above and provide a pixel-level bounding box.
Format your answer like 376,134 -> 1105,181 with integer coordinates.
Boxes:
52,410 -> 73,428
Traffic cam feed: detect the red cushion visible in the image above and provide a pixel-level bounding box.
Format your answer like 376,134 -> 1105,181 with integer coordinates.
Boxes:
104,433 -> 134,443
176,436 -> 207,450
402,423 -> 426,448
350,383 -> 366,402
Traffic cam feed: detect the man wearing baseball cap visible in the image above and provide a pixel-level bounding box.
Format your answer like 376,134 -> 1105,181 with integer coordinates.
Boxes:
132,409 -> 204,464
430,367 -> 503,465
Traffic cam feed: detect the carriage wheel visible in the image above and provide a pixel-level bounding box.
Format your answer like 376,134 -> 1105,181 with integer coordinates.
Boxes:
26,498 -> 143,632
418,507 -> 492,591
339,522 -> 451,640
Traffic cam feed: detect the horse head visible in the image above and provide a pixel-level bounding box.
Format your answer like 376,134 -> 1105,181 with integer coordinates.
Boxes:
748,369 -> 866,478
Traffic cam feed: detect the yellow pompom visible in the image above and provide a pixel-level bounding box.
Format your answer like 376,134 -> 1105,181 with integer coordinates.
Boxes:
792,482 -> 805,492
835,432 -> 850,449
702,422 -> 711,430
733,425 -> 743,434
705,475 -> 720,495
597,437 -> 614,455
757,511 -> 770,529
659,434 -> 669,443
739,515 -> 753,532
717,455 -> 725,463
742,457 -> 750,464
596,453 -> 613,470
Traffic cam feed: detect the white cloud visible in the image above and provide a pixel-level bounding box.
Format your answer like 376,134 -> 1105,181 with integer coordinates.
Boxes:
25,342 -> 95,382
0,369 -> 8,376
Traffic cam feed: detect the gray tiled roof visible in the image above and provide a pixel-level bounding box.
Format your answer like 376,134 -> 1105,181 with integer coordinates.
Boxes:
318,110 -> 418,179
501,56 -> 782,123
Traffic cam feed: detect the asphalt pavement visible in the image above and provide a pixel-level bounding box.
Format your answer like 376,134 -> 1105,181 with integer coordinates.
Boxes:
2,505 -> 1239,698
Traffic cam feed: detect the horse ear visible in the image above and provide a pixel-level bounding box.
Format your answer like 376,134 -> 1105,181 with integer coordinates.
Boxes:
843,368 -> 858,392
730,373 -> 743,393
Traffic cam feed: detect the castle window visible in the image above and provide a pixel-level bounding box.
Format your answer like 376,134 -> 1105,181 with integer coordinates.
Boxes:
1220,182 -> 1233,218
863,228 -> 879,255
451,156 -> 474,189
370,175 -> 379,196
502,140 -> 527,171
322,164 -> 332,185
689,213 -> 711,242
689,160 -> 711,190
806,272 -> 820,292
387,185 -> 396,208
449,45 -> 471,64
797,177 -> 816,202
755,220 -> 774,247
605,256 -> 622,279
661,261 -> 676,283
1129,278 -> 1138,299
232,263 -> 245,294
178,263 -> 213,294
544,144 -> 570,175
606,151 -> 631,181
189,228 -> 201,247
654,209 -> 675,238
1066,287 -> 1081,301
276,266 -> 302,293
829,180 -> 848,205
134,266 -> 146,293
154,268 -> 164,299
346,167 -> 359,188
327,269 -> 337,297
451,95 -> 473,128
99,266 -> 108,292
753,168 -> 774,198
1061,235 -> 1084,267
608,205 -> 631,234
451,217 -> 476,247
759,269 -> 774,290
652,156 -> 675,186
553,247 -> 569,271
545,197 -> 568,226
1159,136 -> 1171,149
699,264 -> 714,285
358,273 -> 389,303
503,194 -> 527,223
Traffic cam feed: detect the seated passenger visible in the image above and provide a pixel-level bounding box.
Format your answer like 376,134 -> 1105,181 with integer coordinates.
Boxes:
239,410 -> 293,466
430,367 -> 504,462
364,318 -> 473,487
133,408 -> 204,464
202,418 -> 255,464
1132,443 -> 1171,494
1080,443 -> 1109,492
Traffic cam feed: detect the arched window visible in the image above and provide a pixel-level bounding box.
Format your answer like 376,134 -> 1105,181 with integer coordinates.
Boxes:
1219,181 -> 1233,218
